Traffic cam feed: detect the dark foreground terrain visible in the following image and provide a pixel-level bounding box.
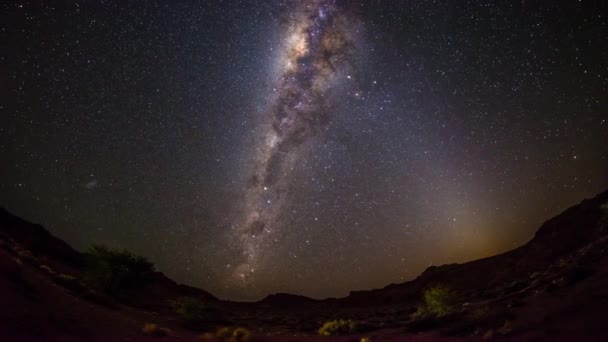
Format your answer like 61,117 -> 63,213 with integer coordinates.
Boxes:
2,190 -> 608,341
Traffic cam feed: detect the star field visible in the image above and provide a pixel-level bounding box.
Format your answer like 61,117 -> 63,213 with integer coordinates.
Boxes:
2,1 -> 607,301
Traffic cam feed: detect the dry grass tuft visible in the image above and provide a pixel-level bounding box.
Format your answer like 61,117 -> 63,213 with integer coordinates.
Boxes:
201,326 -> 254,341
142,323 -> 172,337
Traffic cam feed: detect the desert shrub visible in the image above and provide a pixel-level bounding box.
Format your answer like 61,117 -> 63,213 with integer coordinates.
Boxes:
202,327 -> 253,341
232,327 -> 253,341
142,323 -> 172,337
214,327 -> 233,339
498,320 -> 513,335
200,332 -> 215,340
412,285 -> 460,320
318,319 -> 356,336
84,245 -> 154,301
483,329 -> 494,339
170,297 -> 219,328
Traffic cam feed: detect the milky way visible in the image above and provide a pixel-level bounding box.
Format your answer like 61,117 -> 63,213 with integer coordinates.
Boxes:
232,0 -> 358,283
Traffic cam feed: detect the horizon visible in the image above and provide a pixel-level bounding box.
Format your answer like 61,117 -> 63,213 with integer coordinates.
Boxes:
4,187 -> 608,303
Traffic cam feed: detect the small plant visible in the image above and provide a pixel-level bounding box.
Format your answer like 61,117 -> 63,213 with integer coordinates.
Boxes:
498,320 -> 513,335
170,297 -> 217,327
483,329 -> 494,339
202,327 -> 253,341
232,327 -> 253,341
318,319 -> 356,336
214,326 -> 233,339
412,285 -> 460,320
200,332 -> 215,340
142,323 -> 171,337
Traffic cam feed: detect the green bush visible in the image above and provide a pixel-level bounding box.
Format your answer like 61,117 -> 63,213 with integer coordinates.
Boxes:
84,245 -> 154,301
170,297 -> 217,327
318,319 -> 356,336
412,285 -> 459,319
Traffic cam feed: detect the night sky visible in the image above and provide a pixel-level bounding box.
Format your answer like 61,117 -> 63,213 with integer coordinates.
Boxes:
2,1 -> 607,301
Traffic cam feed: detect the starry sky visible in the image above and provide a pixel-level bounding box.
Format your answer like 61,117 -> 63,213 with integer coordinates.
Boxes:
2,0 -> 607,301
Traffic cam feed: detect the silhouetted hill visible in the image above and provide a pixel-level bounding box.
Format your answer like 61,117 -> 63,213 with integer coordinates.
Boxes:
0,208 -> 82,266
261,293 -> 318,307
339,189 -> 608,307
0,208 -> 217,308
